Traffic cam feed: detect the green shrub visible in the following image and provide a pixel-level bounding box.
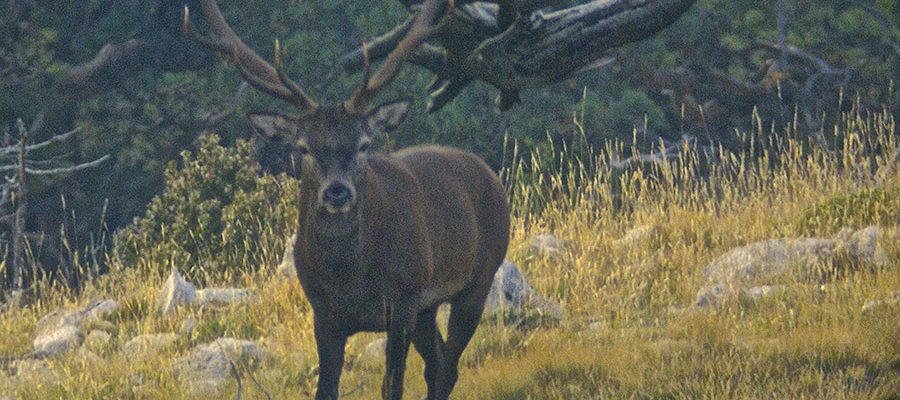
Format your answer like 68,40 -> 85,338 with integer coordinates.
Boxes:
115,134 -> 299,283
794,183 -> 899,235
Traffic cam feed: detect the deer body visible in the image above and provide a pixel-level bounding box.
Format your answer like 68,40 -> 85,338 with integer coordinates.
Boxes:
296,144 -> 509,399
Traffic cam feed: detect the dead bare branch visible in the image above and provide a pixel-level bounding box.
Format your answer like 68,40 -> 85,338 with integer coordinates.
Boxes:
344,0 -> 697,111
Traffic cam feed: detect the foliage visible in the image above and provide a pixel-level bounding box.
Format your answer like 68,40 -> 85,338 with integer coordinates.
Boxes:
115,134 -> 299,282
795,181 -> 900,235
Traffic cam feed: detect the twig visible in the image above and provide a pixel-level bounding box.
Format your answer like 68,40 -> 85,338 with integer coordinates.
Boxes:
0,127 -> 81,156
215,341 -> 243,400
0,155 -> 111,176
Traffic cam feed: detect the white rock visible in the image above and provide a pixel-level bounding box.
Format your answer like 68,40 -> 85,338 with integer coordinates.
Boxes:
485,260 -> 563,321
703,227 -> 889,287
362,338 -> 386,362
176,338 -> 265,392
840,226 -> 889,267
861,291 -> 900,313
122,333 -> 178,359
196,288 -> 252,307
614,224 -> 657,246
158,268 -> 197,315
742,285 -> 779,300
35,299 -> 120,336
10,359 -> 57,386
694,284 -> 734,307
33,324 -> 83,356
703,238 -> 836,286
528,233 -> 569,258
277,235 -> 297,278
587,321 -> 606,331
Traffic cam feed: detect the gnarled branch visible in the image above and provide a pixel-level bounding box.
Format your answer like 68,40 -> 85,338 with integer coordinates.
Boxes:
343,0 -> 697,112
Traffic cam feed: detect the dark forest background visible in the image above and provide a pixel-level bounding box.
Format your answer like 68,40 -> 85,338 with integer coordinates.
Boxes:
1,0 -> 898,288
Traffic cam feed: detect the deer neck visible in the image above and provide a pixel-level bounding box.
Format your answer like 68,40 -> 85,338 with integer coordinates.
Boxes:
298,167 -> 375,271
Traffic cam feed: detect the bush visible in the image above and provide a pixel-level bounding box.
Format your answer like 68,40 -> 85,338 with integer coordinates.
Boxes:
115,134 -> 299,283
794,182 -> 899,235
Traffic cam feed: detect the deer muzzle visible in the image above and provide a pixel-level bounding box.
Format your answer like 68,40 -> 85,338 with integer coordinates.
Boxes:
320,179 -> 356,214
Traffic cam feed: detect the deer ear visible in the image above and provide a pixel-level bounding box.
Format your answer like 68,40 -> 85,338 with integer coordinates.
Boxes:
247,112 -> 300,142
366,98 -> 412,134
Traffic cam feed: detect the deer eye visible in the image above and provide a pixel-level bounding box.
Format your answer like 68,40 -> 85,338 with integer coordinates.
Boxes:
358,142 -> 370,152
297,143 -> 310,155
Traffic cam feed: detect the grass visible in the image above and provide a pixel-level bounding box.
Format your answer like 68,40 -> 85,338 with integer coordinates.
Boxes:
1,105 -> 898,399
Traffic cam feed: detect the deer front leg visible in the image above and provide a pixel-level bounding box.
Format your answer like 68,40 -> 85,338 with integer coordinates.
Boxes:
314,320 -> 347,400
382,299 -> 417,400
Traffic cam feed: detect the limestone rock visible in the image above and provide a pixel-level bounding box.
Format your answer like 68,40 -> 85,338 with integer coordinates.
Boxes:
694,284 -> 785,308
195,288 -> 252,307
614,224 -> 657,246
176,338 -> 265,393
35,299 -> 119,336
702,227 -> 889,287
361,338 -> 386,364
33,324 -> 83,356
528,233 -> 570,258
485,260 -> 563,322
703,238 -> 835,286
158,268 -> 197,315
10,359 -> 58,386
122,333 -> 178,359
277,235 -> 297,278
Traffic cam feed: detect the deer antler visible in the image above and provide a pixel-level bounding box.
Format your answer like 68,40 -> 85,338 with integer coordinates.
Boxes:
345,0 -> 456,113
183,0 -> 318,114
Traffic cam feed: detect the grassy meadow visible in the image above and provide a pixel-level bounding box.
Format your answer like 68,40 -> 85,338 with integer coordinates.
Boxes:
0,105 -> 898,399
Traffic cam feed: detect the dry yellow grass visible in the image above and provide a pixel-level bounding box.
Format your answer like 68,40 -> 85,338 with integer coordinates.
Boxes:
1,106 -> 898,399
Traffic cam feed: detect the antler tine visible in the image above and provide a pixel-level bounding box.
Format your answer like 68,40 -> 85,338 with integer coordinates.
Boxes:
348,42 -> 372,109
345,0 -> 455,112
187,0 -> 318,113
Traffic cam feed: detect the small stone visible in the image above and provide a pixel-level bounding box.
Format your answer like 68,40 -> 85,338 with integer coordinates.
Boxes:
277,235 -> 298,279
158,268 -> 197,315
122,333 -> 179,359
587,321 -> 606,331
176,338 -> 265,393
363,338 -> 386,361
195,288 -> 252,307
614,224 -> 657,246
742,285 -> 778,300
35,299 -> 120,336
33,325 -> 83,356
528,233 -> 569,258
694,284 -> 734,307
484,260 -> 564,322
11,359 -> 57,386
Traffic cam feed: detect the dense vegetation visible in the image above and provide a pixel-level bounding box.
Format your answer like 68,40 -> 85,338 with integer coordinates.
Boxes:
1,0 -> 898,288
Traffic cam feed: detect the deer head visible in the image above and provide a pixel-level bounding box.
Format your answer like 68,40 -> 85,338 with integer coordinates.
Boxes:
184,0 -> 453,214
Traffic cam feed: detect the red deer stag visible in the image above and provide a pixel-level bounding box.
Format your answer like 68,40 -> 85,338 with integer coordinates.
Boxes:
185,0 -> 509,399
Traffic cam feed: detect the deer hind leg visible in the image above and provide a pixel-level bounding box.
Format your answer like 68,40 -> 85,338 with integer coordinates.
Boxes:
412,306 -> 446,400
436,281 -> 494,400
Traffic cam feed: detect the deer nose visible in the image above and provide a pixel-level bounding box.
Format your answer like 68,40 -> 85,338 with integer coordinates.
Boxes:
323,183 -> 352,207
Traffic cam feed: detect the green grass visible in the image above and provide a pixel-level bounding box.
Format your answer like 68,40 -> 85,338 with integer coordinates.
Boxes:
1,106 -> 898,399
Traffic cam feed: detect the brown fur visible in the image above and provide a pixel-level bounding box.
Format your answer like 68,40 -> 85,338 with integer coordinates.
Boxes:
265,105 -> 510,400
